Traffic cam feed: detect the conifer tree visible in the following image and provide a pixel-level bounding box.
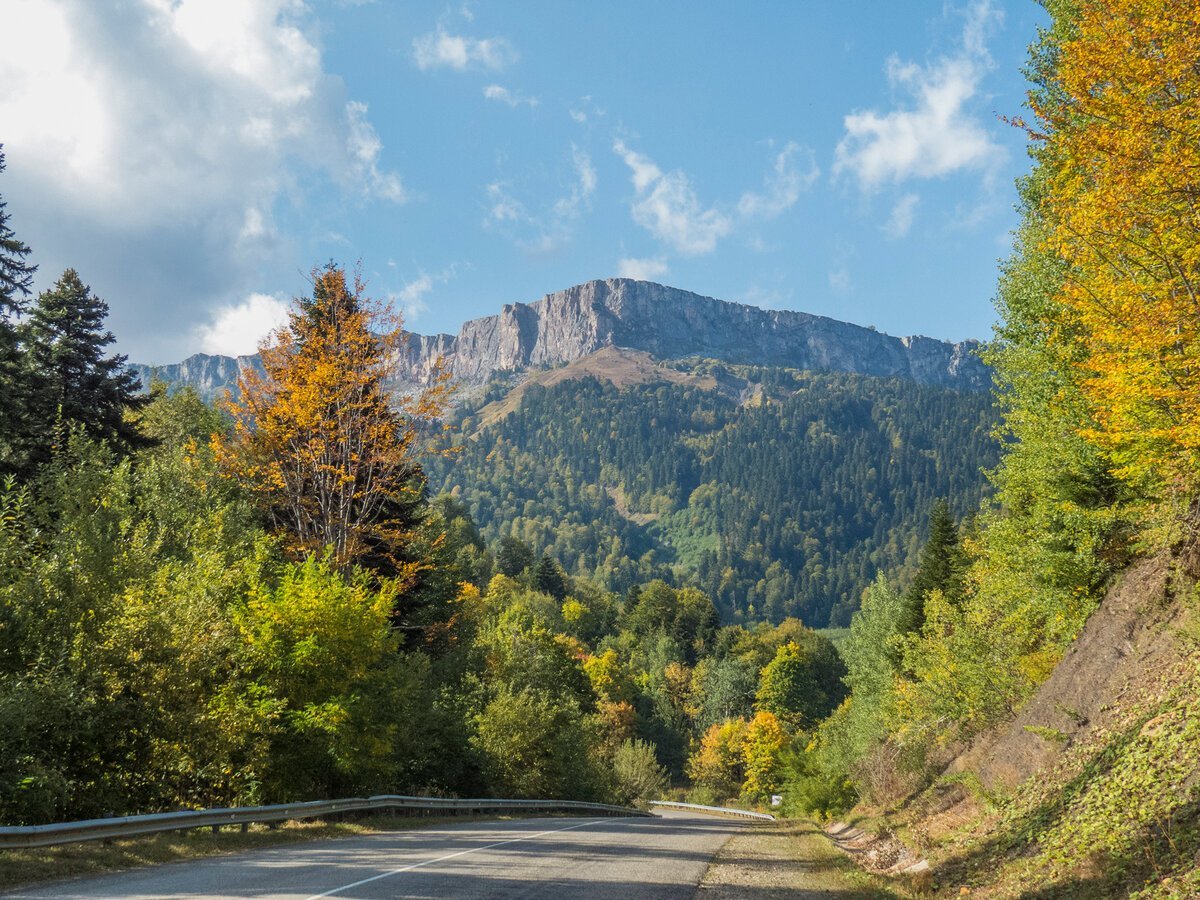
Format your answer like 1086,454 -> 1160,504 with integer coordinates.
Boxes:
0,146 -> 36,472
534,552 -> 568,601
896,499 -> 966,639
19,269 -> 145,467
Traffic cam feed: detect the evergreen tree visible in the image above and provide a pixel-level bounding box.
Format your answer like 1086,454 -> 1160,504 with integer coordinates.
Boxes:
0,147 -> 34,317
896,499 -> 966,639
534,552 -> 568,601
19,269 -> 145,468
0,146 -> 36,473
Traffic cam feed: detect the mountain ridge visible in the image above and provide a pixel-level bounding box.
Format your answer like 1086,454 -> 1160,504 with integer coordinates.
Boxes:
133,279 -> 990,397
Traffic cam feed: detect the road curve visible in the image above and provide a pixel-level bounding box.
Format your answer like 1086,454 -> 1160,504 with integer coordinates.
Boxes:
2,810 -> 746,899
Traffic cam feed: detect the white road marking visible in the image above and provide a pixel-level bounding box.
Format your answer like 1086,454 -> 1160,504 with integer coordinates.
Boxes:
302,818 -> 612,899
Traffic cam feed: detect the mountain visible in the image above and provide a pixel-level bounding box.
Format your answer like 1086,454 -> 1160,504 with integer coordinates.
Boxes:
132,279 -> 997,626
131,279 -> 990,399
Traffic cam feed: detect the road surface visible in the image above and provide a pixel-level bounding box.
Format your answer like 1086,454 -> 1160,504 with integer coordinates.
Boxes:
3,810 -> 746,899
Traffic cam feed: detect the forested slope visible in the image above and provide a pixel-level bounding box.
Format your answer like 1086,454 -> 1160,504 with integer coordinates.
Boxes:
430,360 -> 998,627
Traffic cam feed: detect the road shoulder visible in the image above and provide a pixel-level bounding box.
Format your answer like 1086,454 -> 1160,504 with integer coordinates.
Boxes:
695,819 -> 899,898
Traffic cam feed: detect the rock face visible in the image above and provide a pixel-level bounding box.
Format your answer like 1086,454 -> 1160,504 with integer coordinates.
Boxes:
133,279 -> 990,399
403,279 -> 990,391
131,353 -> 264,400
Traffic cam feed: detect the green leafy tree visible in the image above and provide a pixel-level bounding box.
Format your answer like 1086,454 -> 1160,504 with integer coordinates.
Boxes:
496,535 -> 535,577
472,687 -> 600,800
611,738 -> 668,806
755,636 -> 846,732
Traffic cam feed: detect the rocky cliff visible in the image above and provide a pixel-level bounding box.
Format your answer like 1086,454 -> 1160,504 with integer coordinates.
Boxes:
133,279 -> 990,398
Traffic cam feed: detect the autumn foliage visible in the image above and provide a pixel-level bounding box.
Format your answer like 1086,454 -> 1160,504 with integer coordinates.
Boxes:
1036,0 -> 1200,493
217,264 -> 450,576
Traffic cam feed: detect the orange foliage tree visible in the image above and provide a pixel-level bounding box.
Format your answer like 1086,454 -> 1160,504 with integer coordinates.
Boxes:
217,264 -> 450,579
1035,0 -> 1200,494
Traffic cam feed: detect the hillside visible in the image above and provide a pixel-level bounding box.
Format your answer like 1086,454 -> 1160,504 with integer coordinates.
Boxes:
836,547 -> 1200,897
430,354 -> 998,627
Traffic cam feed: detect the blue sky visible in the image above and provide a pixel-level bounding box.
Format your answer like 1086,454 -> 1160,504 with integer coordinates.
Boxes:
0,0 -> 1047,362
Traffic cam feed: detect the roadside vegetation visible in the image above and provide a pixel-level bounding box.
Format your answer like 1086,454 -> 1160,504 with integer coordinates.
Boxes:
0,169 -> 840,823
771,0 -> 1200,894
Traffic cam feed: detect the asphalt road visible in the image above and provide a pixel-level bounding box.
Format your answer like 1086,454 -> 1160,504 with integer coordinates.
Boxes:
3,810 -> 746,899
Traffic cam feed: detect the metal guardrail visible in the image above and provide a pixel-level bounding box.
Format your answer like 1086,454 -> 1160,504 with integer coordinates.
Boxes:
0,795 -> 651,850
650,800 -> 775,821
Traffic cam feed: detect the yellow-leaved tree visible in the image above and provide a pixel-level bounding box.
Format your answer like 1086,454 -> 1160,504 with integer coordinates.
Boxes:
216,264 -> 451,582
1036,0 -> 1200,496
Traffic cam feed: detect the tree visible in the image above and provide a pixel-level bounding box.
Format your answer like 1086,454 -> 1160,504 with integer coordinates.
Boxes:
0,146 -> 36,472
0,146 -> 34,318
754,638 -> 845,732
19,269 -> 145,468
496,535 -> 535,577
217,264 -> 449,588
472,687 -> 599,800
534,552 -> 568,601
611,738 -> 668,807
1033,0 -> 1200,497
896,499 -> 966,639
688,718 -> 748,800
741,710 -> 789,801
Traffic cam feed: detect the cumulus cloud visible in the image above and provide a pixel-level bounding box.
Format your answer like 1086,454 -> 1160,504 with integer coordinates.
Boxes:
833,0 -> 1005,189
197,292 -> 291,357
0,0 -> 405,361
613,140 -> 814,256
617,257 -> 669,281
483,84 -> 538,108
612,140 -> 732,256
486,145 -> 596,254
412,28 -> 516,71
883,193 -> 920,238
736,143 -> 819,220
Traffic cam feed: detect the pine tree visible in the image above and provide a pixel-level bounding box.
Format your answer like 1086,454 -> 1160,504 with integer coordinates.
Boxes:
0,145 -> 37,473
534,552 -> 568,602
0,147 -> 34,317
19,269 -> 145,467
896,499 -> 966,639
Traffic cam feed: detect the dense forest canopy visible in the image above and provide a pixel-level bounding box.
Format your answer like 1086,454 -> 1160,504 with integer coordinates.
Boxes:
431,365 -> 998,626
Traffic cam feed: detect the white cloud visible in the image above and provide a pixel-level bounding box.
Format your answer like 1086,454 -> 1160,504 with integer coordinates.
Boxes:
617,257 -> 669,281
412,28 -> 516,71
0,0 -> 405,360
736,143 -> 818,220
613,140 -> 732,256
486,145 -> 596,254
346,100 -> 407,202
483,84 -> 538,108
390,265 -> 462,321
613,140 -> 815,256
833,0 -> 1005,189
829,268 -> 852,293
197,292 -> 291,356
568,95 -> 604,125
883,193 -> 920,238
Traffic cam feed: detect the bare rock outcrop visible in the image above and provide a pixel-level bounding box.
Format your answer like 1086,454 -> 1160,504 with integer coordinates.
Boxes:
132,279 -> 990,399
